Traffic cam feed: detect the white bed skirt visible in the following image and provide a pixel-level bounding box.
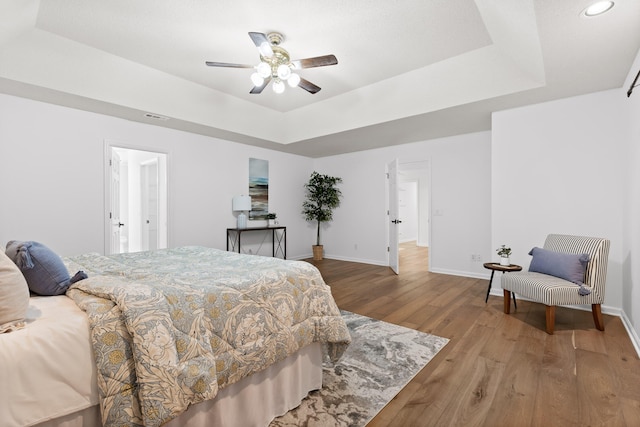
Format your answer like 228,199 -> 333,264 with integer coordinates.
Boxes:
34,342 -> 323,427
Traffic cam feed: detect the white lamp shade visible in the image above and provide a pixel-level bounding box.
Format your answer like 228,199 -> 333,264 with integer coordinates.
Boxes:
232,195 -> 252,211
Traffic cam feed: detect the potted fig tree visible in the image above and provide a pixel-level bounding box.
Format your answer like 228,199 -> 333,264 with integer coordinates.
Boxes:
302,171 -> 342,260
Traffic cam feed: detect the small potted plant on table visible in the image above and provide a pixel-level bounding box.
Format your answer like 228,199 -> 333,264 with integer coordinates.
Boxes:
496,245 -> 512,266
266,213 -> 277,227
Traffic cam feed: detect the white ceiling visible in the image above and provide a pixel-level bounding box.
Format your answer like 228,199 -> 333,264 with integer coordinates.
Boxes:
1,0 -> 639,157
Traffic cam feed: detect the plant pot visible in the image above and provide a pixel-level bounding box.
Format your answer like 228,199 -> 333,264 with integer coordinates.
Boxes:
312,245 -> 324,261
500,257 -> 510,266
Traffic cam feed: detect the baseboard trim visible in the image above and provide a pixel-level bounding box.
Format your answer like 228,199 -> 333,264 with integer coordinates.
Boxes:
621,310 -> 640,359
430,267 -> 490,280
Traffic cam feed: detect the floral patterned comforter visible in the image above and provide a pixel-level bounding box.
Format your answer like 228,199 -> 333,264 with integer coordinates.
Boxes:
64,246 -> 350,427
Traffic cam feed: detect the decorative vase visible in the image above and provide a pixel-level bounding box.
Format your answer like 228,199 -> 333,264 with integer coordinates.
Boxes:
500,257 -> 510,266
312,245 -> 324,261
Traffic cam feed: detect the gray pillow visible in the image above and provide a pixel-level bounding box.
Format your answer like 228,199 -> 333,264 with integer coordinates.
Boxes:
528,246 -> 590,284
0,250 -> 29,333
5,241 -> 87,296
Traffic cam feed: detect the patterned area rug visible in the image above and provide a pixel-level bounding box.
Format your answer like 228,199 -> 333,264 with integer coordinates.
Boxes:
270,311 -> 449,427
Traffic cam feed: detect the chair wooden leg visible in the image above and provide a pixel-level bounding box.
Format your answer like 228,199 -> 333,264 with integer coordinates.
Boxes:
545,305 -> 555,335
503,290 -> 511,314
592,304 -> 605,331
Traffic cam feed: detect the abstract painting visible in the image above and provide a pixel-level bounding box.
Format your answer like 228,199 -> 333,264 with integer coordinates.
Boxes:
249,158 -> 268,219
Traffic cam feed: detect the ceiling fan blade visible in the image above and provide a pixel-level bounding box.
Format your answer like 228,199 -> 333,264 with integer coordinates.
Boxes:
205,61 -> 253,68
248,32 -> 273,56
250,77 -> 272,94
291,55 -> 338,70
298,78 -> 321,94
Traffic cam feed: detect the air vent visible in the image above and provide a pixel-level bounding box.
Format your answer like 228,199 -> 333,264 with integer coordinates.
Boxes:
144,113 -> 170,121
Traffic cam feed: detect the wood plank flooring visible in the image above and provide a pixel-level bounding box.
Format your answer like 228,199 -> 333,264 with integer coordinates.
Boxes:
305,242 -> 640,426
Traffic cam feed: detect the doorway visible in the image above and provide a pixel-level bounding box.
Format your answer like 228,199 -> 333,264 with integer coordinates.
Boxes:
388,159 -> 431,274
105,143 -> 168,254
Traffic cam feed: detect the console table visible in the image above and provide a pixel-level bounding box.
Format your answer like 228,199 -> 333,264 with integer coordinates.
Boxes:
227,226 -> 286,259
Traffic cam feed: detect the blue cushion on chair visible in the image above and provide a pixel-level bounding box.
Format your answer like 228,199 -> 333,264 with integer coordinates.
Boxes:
528,246 -> 589,284
5,241 -> 87,296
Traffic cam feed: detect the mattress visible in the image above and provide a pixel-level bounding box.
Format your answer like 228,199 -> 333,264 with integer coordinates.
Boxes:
0,296 -> 99,426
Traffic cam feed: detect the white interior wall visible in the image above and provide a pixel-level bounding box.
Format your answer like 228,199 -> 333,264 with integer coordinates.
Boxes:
491,89 -> 627,311
623,50 -> 640,344
0,93 -> 314,258
312,131 -> 492,277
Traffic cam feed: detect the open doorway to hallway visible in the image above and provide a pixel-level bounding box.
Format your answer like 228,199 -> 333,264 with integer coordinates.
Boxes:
106,144 -> 168,254
397,161 -> 430,273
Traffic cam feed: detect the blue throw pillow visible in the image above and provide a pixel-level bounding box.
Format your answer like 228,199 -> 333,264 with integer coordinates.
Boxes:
5,241 -> 87,296
528,246 -> 589,284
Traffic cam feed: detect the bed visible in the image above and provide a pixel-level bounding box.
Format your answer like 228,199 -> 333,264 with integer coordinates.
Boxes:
0,246 -> 350,427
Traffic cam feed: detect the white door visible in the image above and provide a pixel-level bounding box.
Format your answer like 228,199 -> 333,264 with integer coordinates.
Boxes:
109,150 -> 123,254
388,159 -> 400,274
140,159 -> 159,251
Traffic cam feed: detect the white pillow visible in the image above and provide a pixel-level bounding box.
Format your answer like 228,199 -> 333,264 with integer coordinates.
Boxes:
0,250 -> 30,333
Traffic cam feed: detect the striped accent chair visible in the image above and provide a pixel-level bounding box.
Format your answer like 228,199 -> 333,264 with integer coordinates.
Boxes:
502,234 -> 610,334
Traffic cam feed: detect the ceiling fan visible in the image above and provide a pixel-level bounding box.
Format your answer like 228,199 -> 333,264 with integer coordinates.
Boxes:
205,32 -> 338,95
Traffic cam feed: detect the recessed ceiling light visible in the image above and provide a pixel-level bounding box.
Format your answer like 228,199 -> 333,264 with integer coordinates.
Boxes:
582,1 -> 614,17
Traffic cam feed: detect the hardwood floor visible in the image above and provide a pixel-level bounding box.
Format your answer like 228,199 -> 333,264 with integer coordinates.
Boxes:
306,242 -> 640,426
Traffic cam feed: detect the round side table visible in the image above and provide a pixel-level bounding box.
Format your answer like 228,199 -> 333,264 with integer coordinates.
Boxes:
483,262 -> 522,306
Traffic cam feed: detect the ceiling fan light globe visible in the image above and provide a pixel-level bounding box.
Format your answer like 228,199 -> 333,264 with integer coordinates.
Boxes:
272,79 -> 285,94
277,64 -> 291,80
288,73 -> 301,87
258,42 -> 272,57
250,73 -> 264,86
256,62 -> 271,78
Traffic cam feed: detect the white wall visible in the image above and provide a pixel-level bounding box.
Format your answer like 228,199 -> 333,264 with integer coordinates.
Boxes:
492,89 -> 627,311
312,131 -> 492,277
0,93 -> 314,258
623,49 -> 640,345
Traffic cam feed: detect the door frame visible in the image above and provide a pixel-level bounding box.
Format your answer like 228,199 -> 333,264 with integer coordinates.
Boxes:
103,140 -> 170,255
386,158 -> 433,273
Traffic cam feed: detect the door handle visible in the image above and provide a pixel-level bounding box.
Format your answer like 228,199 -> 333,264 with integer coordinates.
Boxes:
118,222 -> 125,228
391,219 -> 402,224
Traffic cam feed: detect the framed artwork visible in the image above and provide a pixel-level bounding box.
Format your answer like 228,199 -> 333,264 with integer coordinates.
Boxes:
249,158 -> 268,219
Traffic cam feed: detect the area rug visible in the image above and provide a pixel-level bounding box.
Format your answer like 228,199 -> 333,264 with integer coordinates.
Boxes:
270,311 -> 449,427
